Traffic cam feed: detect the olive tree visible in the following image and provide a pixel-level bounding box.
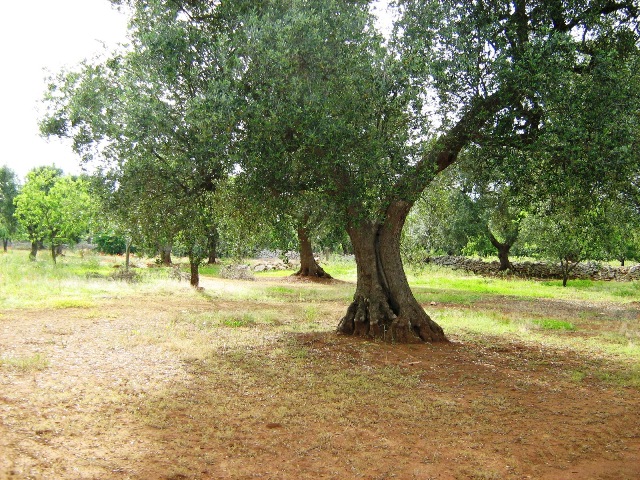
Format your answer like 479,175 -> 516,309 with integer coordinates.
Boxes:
14,167 -> 94,262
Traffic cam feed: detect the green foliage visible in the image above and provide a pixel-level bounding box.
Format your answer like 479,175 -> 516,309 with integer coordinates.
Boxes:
533,319 -> 576,331
600,198 -> 640,264
403,171 -> 485,259
94,231 -> 135,255
0,166 -> 20,246
13,167 -> 95,262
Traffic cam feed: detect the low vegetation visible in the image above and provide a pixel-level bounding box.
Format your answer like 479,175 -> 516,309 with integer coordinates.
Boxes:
1,251 -> 639,479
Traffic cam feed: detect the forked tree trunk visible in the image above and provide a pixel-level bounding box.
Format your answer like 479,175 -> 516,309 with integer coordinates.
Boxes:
560,257 -> 580,287
295,226 -> 331,279
337,201 -> 447,343
488,231 -> 513,271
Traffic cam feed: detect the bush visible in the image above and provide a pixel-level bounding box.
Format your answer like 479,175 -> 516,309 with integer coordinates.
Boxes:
94,232 -> 134,255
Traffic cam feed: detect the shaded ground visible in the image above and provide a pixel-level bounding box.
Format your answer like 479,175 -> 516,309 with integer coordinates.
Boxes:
1,276 -> 639,479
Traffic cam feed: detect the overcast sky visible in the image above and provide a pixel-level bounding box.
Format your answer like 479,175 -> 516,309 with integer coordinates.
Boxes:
0,0 -> 128,182
0,1 -> 394,183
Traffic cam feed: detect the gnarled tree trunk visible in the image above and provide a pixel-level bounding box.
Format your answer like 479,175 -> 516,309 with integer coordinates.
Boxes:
488,231 -> 513,271
294,225 -> 331,279
337,201 -> 446,343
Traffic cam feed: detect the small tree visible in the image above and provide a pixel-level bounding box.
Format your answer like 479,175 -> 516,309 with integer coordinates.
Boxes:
601,199 -> 640,266
0,166 -> 20,252
521,205 -> 605,286
14,167 -> 94,263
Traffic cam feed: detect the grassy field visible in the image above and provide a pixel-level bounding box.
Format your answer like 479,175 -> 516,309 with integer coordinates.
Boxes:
1,250 -> 639,479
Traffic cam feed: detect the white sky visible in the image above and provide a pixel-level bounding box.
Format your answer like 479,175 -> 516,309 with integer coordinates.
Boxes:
0,0 -> 129,182
0,1 -> 393,184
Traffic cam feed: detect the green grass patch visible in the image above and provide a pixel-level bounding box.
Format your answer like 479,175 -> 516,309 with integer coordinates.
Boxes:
532,319 -> 576,331
220,312 -> 256,328
0,353 -> 49,371
52,299 -> 96,309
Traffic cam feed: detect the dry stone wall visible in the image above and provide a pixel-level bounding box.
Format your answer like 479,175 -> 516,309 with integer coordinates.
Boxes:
428,256 -> 640,282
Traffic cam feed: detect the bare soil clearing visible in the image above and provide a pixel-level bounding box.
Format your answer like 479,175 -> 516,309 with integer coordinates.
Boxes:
1,276 -> 639,479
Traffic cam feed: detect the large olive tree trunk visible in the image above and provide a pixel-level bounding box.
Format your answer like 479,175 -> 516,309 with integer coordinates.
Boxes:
337,201 -> 446,343
294,225 -> 331,279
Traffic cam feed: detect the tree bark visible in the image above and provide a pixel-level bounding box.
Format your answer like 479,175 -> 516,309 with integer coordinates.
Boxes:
560,257 -> 580,287
294,225 -> 331,279
2,239 -> 8,252
29,241 -> 38,261
159,244 -> 172,266
50,244 -> 58,264
207,226 -> 218,264
487,231 -> 513,271
189,256 -> 200,288
337,201 -> 447,343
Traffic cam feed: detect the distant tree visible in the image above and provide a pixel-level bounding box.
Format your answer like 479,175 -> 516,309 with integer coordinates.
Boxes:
14,167 -> 94,262
0,166 -> 20,252
521,202 -> 606,286
601,198 -> 640,266
403,169 -> 486,261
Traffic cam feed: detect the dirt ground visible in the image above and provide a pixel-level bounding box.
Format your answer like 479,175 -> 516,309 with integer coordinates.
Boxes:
1,276 -> 639,479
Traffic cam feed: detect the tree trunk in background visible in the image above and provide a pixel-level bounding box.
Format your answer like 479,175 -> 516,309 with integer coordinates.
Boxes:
207,226 -> 218,265
29,241 -> 38,261
125,239 -> 132,272
294,225 -> 331,279
2,239 -> 8,252
159,245 -> 172,266
337,201 -> 447,343
50,244 -> 58,264
189,255 -> 200,288
488,231 -> 513,271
